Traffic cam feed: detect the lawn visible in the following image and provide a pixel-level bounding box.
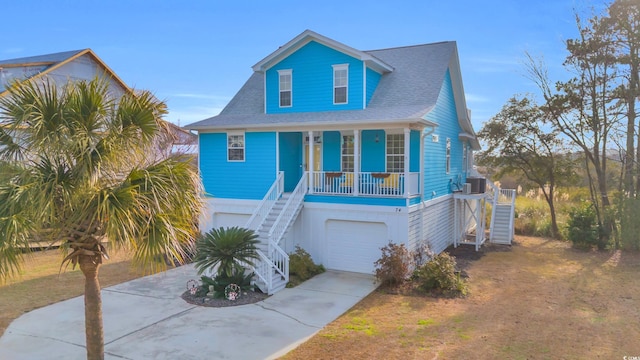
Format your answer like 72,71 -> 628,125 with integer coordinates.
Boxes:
283,236 -> 640,359
0,247 -> 148,337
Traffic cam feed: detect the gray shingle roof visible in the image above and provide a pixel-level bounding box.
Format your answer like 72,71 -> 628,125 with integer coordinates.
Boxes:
185,41 -> 459,131
0,49 -> 87,66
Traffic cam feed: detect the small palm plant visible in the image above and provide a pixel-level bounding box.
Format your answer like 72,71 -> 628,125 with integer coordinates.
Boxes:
194,226 -> 260,277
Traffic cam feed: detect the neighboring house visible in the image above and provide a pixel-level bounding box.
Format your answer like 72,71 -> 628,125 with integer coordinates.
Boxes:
0,49 -> 196,156
186,30 -> 515,294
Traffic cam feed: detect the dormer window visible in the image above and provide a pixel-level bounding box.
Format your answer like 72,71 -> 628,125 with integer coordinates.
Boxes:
278,69 -> 292,107
333,64 -> 348,104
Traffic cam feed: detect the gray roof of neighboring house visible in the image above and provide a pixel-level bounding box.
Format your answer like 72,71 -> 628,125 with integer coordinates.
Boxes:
186,41 -> 460,131
0,49 -> 86,66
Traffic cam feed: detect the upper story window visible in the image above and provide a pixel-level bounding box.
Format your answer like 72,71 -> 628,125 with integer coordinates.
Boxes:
278,69 -> 292,107
333,64 -> 348,104
341,134 -> 354,172
386,133 -> 404,173
446,138 -> 451,174
227,132 -> 245,161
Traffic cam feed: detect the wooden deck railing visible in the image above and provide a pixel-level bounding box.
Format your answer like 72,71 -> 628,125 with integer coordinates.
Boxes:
309,171 -> 419,197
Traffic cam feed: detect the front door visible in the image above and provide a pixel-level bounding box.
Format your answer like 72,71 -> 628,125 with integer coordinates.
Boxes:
279,132 -> 303,192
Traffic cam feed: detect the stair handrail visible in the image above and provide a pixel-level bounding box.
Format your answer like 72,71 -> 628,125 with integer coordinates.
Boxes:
245,171 -> 284,231
250,249 -> 273,292
268,172 -> 308,246
268,240 -> 290,284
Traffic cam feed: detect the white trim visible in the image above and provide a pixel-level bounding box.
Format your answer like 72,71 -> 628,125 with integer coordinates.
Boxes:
362,63 -> 367,109
278,69 -> 292,108
332,64 -> 348,105
227,131 -> 245,162
446,137 -> 451,174
276,131 -> 280,178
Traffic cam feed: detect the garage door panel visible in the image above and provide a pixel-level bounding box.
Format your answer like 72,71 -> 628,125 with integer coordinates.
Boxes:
326,220 -> 388,273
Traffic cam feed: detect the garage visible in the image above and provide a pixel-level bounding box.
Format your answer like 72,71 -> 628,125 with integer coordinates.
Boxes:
326,220 -> 389,273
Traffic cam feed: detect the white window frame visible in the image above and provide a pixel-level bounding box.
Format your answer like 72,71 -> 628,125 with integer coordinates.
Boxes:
386,133 -> 404,173
341,132 -> 354,172
462,143 -> 467,172
333,64 -> 348,104
227,131 -> 245,162
278,69 -> 292,108
446,138 -> 451,174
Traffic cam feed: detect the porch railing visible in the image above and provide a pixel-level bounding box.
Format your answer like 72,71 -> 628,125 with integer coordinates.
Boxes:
310,171 -> 419,197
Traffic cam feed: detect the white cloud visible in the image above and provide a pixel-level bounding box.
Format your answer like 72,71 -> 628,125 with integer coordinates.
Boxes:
172,93 -> 232,101
2,48 -> 24,55
465,93 -> 490,103
164,105 -> 224,126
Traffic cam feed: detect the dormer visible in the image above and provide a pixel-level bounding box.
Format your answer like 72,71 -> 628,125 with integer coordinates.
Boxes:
252,30 -> 393,114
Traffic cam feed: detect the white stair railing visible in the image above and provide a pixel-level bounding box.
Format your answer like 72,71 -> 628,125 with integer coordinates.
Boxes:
268,172 -> 308,247
269,240 -> 290,284
251,250 -> 274,292
486,180 -> 516,242
245,172 -> 284,231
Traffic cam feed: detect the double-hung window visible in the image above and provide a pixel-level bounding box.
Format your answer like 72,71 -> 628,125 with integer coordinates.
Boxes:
386,133 -> 404,173
227,132 -> 245,161
278,69 -> 292,107
341,134 -> 354,172
333,64 -> 348,104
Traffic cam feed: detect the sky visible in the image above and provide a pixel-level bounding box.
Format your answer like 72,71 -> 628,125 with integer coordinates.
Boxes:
1,1 -> 607,131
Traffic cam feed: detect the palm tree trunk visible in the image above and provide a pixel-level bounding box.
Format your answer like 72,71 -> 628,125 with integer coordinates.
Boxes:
79,255 -> 104,360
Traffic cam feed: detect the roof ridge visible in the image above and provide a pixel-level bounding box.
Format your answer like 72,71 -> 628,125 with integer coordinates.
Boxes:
364,41 -> 454,53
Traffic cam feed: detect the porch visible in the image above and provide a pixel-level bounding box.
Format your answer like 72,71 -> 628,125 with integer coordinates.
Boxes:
309,171 -> 419,197
280,128 -> 423,199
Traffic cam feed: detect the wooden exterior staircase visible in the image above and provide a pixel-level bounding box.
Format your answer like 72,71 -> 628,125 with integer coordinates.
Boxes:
244,172 -> 307,294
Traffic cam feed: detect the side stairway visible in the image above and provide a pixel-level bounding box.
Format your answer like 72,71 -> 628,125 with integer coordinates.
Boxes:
244,172 -> 308,295
488,185 -> 516,245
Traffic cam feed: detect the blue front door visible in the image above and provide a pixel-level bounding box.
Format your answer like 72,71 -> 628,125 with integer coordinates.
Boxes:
279,132 -> 303,192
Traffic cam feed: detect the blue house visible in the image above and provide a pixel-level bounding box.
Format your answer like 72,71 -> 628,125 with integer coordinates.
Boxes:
186,30 -> 514,294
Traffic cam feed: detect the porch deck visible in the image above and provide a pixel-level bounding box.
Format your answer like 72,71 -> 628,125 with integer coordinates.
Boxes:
309,171 -> 420,197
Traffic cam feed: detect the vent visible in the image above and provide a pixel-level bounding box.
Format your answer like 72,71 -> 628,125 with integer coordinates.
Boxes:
432,134 -> 439,143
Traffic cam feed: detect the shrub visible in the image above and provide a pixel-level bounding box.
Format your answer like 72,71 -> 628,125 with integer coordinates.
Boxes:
413,252 -> 467,297
198,270 -> 255,298
193,226 -> 259,277
374,242 -> 412,287
566,203 -> 600,250
287,246 -> 325,287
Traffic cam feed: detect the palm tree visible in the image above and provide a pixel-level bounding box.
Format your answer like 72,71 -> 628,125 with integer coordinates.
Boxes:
0,78 -> 203,360
194,226 -> 260,277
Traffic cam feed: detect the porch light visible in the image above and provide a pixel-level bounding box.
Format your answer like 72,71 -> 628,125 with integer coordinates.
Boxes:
375,134 -> 379,143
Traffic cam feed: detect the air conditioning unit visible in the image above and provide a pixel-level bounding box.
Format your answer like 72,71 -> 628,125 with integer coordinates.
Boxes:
463,183 -> 472,194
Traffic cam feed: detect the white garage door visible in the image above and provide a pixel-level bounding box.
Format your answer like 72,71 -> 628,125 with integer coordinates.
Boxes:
326,220 -> 388,274
214,213 -> 250,228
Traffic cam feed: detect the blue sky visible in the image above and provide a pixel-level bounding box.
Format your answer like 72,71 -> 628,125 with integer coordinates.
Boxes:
2,1 -> 603,130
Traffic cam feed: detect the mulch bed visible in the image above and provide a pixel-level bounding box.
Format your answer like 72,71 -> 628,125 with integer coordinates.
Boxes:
181,289 -> 269,307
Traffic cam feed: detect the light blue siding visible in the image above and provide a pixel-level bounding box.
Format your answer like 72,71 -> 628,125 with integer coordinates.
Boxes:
266,41 -> 364,113
200,132 -> 277,200
305,195 -> 407,207
423,69 -> 465,198
366,68 -> 381,106
323,131 -> 341,171
410,130 -> 420,172
279,132 -> 303,192
360,130 -> 385,172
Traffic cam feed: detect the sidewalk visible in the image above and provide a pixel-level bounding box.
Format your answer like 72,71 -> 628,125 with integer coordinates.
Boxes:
0,265 -> 377,359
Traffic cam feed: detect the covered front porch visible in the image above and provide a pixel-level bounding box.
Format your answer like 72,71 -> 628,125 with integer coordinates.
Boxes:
279,127 -> 422,199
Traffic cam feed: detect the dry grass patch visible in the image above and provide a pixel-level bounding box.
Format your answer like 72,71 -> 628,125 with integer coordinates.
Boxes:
0,247 -> 150,336
283,236 -> 640,359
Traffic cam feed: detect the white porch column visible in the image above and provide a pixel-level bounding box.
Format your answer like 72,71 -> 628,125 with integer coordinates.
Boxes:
308,130 -> 314,194
354,130 -> 360,196
404,128 -> 410,197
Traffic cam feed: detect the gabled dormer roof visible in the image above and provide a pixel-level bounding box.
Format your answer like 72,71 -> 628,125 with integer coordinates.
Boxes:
0,49 -> 131,97
252,29 -> 394,74
187,32 -> 479,150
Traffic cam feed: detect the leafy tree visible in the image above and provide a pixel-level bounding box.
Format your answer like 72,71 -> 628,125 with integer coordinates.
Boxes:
527,12 -> 621,240
601,0 -> 640,196
478,96 -> 577,238
0,78 -> 203,360
193,226 -> 260,277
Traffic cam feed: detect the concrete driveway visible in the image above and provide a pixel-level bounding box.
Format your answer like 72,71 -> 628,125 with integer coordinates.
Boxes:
0,265 -> 377,359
